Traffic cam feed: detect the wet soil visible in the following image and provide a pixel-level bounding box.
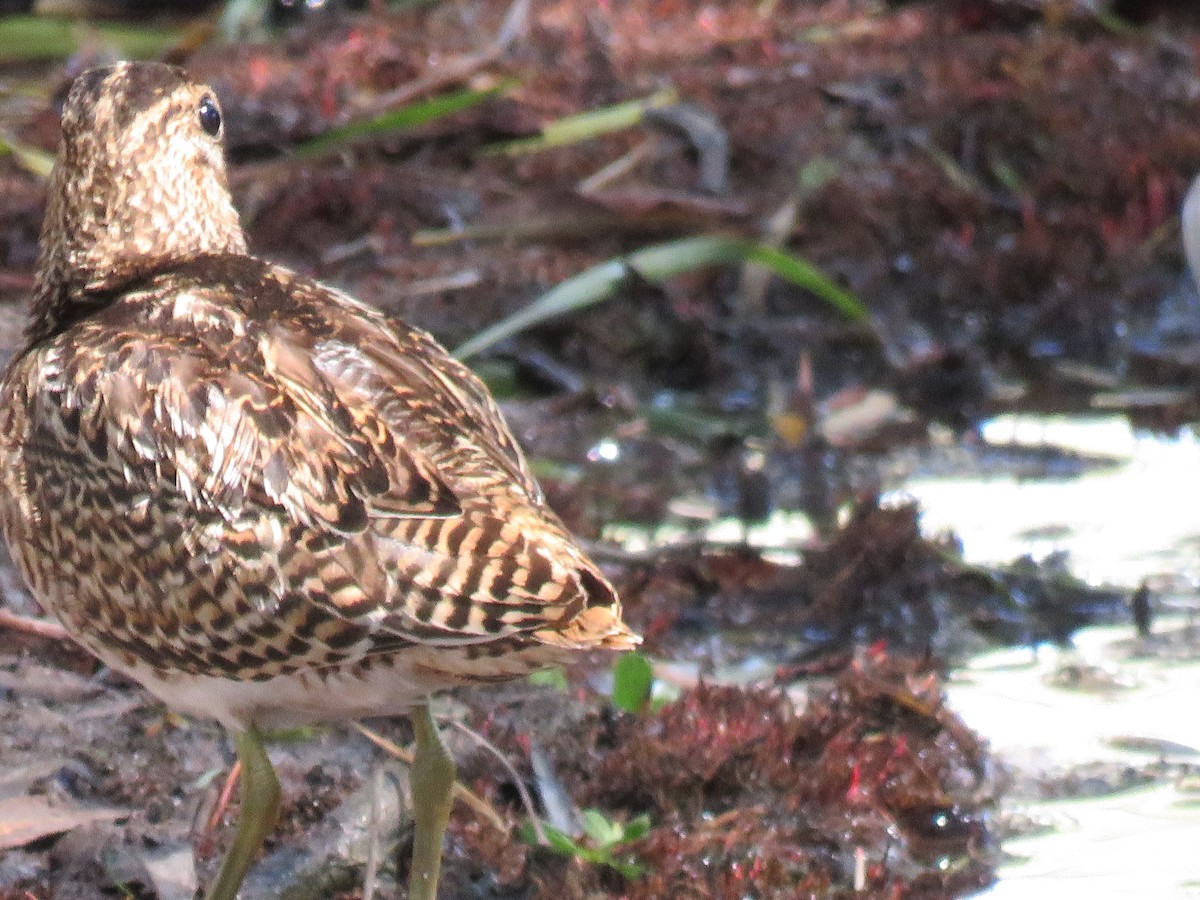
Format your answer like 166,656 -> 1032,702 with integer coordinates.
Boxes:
3,1 -> 1200,897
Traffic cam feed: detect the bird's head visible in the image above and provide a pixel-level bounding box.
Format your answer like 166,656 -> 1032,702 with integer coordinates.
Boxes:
31,61 -> 247,340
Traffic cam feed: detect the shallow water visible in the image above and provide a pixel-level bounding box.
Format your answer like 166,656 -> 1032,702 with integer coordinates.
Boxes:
896,415 -> 1200,899
942,625 -> 1200,899
898,415 -> 1200,589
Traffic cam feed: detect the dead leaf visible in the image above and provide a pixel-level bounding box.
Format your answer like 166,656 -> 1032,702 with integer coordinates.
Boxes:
0,796 -> 128,851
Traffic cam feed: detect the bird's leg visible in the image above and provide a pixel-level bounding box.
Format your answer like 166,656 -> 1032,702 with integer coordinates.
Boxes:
206,727 -> 281,900
407,703 -> 455,900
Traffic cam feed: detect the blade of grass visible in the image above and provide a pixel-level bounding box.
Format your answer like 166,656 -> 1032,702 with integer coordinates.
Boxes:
0,16 -> 185,63
0,131 -> 54,178
1091,11 -> 1138,34
412,211 -> 623,247
741,242 -> 866,319
293,80 -> 517,160
453,235 -> 869,359
913,138 -> 983,194
482,88 -> 678,157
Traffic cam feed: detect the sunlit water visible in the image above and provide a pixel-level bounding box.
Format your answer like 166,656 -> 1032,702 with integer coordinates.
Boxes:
897,414 -> 1200,588
894,415 -> 1200,899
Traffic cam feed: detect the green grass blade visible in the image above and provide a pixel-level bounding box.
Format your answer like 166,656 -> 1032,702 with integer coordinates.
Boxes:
0,131 -> 54,178
622,814 -> 652,842
482,88 -> 678,157
0,16 -> 184,62
454,235 -> 868,359
741,242 -> 868,320
292,80 -> 517,159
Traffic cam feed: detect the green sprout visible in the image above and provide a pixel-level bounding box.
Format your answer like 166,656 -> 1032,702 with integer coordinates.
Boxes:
611,651 -> 654,715
293,81 -> 516,159
522,809 -> 652,879
527,666 -> 570,692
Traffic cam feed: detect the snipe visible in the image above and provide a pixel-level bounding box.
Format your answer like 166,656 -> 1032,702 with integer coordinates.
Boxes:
0,61 -> 638,900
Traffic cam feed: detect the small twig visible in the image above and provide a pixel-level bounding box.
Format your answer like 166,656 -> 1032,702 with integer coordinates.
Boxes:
362,763 -> 386,900
197,760 -> 242,856
0,608 -> 70,641
318,233 -> 380,267
528,740 -> 583,837
412,211 -> 623,248
577,135 -> 663,194
450,719 -> 547,846
388,269 -> 484,298
352,721 -> 508,834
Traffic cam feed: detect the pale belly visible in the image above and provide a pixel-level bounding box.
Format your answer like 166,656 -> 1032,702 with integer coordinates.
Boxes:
88,638 -> 561,731
103,649 -> 435,730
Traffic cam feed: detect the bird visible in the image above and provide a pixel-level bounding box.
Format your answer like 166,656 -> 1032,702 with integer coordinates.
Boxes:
0,61 -> 639,900
1182,173 -> 1200,291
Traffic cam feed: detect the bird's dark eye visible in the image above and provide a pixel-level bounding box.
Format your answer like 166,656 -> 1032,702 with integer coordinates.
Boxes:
198,95 -> 222,137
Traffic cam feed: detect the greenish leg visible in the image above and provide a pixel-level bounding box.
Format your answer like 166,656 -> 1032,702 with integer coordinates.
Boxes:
206,727 -> 281,900
407,703 -> 455,900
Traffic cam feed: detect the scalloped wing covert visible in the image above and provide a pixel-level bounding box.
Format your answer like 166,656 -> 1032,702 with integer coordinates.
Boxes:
0,256 -> 633,682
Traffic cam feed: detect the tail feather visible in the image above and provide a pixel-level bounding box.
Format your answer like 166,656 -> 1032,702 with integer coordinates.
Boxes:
534,562 -> 640,650
534,604 -> 641,650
